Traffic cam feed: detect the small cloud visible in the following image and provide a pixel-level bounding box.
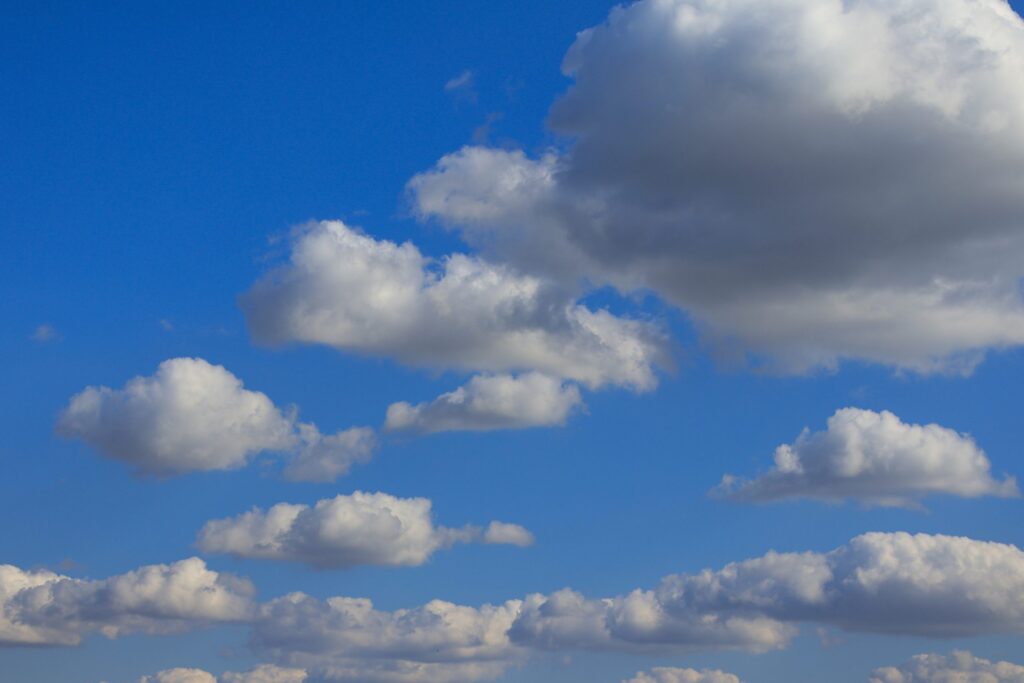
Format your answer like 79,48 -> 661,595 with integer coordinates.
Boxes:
31,324 -> 59,342
444,69 -> 474,92
444,69 -> 477,104
159,319 -> 174,331
473,112 -> 505,144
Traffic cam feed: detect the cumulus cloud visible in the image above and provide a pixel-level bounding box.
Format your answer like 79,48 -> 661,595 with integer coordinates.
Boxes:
510,532 -> 1024,654
624,668 -> 743,683
239,221 -> 667,391
0,558 -> 254,646
139,669 -> 217,683
138,665 -> 307,683
252,593 -> 523,683
716,408 -> 1019,506
57,357 -> 374,480
870,651 -> 1024,683
409,0 -> 1024,373
196,491 -> 533,569
384,372 -> 583,433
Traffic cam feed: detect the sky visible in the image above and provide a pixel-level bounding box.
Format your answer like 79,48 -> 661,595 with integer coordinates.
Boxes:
3,1 -> 1024,682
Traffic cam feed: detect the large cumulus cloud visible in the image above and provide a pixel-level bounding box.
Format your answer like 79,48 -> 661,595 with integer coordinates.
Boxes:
58,357 -> 374,480
410,0 -> 1024,373
716,407 -> 1018,506
196,491 -> 533,569
870,650 -> 1024,683
240,221 -> 668,391
0,558 -> 254,646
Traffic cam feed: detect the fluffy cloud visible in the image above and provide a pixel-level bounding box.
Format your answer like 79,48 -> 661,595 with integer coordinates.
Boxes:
240,221 -> 667,391
0,558 -> 254,646
196,492 -> 533,569
870,651 -> 1024,683
510,532 -> 1024,654
57,357 -> 374,480
384,373 -> 583,433
410,0 -> 1024,373
624,668 -> 743,683
139,670 -> 217,683
716,408 -> 1019,506
252,593 -> 523,682
137,666 -> 307,683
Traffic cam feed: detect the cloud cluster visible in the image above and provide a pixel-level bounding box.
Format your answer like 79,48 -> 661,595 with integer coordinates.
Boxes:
196,492 -> 533,569
717,408 -> 1018,506
410,0 -> 1024,373
58,358 -> 374,480
0,558 -> 254,646
510,532 -> 1024,655
240,221 -> 667,391
385,373 -> 583,433
870,650 -> 1024,683
624,668 -> 743,683
139,665 -> 307,683
252,593 -> 523,683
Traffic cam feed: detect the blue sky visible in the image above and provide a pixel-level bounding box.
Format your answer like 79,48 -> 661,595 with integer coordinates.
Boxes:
3,2 -> 1024,683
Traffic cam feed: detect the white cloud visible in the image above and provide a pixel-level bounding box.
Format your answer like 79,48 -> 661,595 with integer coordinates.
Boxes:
240,221 -> 667,391
716,408 -> 1018,506
409,0 -> 1024,374
57,357 -> 374,480
196,491 -> 532,569
31,324 -> 59,342
870,650 -> 1024,683
510,532 -> 1024,654
252,593 -> 523,682
137,666 -> 307,683
0,558 -> 254,646
444,70 -> 474,92
384,372 -> 583,433
624,668 -> 743,683
483,522 -> 534,548
139,670 -> 217,683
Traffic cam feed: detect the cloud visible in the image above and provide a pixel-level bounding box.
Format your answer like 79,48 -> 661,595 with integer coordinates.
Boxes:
252,593 -> 523,682
240,221 -> 668,392
137,666 -> 306,683
0,558 -> 254,646
483,521 -> 534,547
624,668 -> 743,683
716,408 -> 1019,506
409,0 -> 1024,374
870,650 -> 1024,683
139,670 -> 217,683
444,70 -> 474,93
384,372 -> 583,433
57,357 -> 374,480
510,532 -> 1024,654
196,491 -> 533,569
31,324 -> 59,342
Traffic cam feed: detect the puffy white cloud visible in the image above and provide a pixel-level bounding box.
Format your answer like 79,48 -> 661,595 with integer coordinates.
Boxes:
240,221 -> 667,391
409,0 -> 1024,373
221,666 -> 308,683
870,651 -> 1024,683
282,424 -> 376,483
139,669 -> 217,683
384,373 -> 583,433
57,357 -> 374,480
716,408 -> 1018,506
136,666 -> 307,683
624,668 -> 743,683
196,492 -> 532,569
482,522 -> 534,548
252,593 -> 523,682
0,558 -> 254,646
510,532 -> 1024,654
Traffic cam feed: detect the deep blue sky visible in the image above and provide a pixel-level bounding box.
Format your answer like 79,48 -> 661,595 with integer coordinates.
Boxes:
3,2 -> 1024,682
